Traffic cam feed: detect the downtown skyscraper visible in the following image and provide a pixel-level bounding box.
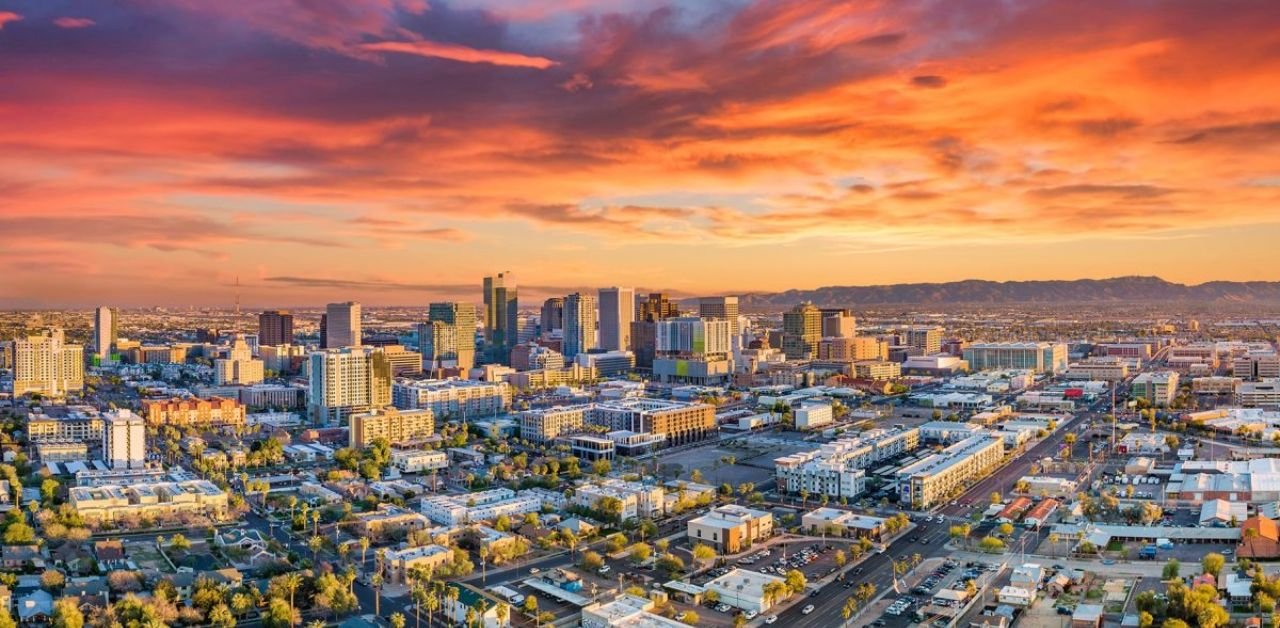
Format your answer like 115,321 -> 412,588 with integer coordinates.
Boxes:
420,302 -> 478,371
257,310 -> 294,347
563,292 -> 598,359
483,272 -> 518,363
323,301 -> 362,348
94,306 -> 117,362
598,287 -> 635,352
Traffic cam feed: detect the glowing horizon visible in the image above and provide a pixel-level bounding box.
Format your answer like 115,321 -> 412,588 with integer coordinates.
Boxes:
3,0 -> 1280,308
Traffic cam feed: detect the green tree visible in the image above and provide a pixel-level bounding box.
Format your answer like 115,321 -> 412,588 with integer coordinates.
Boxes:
1163,559 -> 1180,580
581,551 -> 605,571
1202,553 -> 1225,578
51,598 -> 85,628
208,604 -> 236,628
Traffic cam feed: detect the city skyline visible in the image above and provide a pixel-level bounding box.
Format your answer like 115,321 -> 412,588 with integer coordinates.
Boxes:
1,1 -> 1279,306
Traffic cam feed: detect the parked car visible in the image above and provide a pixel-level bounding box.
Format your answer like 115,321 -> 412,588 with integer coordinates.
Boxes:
802,605 -> 815,615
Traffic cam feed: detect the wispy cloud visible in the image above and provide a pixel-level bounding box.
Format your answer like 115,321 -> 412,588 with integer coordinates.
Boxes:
361,40 -> 558,68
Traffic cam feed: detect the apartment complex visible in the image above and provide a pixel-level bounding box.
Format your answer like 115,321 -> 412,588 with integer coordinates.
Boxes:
774,428 -> 920,499
1131,371 -> 1179,407
1066,358 -> 1130,382
906,326 -> 944,355
390,449 -> 448,473
698,296 -> 740,339
391,378 -> 511,419
687,505 -> 774,553
27,407 -> 106,442
382,545 -> 452,584
818,336 -> 888,362
215,334 -> 264,385
103,410 -> 146,470
421,488 -> 562,525
573,479 -> 666,521
69,480 -> 229,523
518,405 -> 590,443
307,347 -> 393,423
141,397 -> 246,428
898,434 -> 1004,509
963,342 -> 1069,374
349,407 -> 435,448
12,329 -> 84,397
853,360 -> 902,380
588,399 -> 716,446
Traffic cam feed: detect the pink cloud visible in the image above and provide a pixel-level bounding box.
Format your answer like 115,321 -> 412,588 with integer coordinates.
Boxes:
361,40 -> 558,69
54,17 -> 96,29
0,12 -> 22,29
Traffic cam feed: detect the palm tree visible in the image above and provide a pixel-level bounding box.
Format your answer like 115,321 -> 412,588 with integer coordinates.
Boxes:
495,602 -> 509,628
478,545 -> 490,584
372,573 -> 384,617
411,584 -> 427,628
445,586 -> 460,626
424,588 -> 441,628
311,509 -> 321,536
390,613 -> 406,628
360,536 -> 371,566
280,573 -> 303,627
309,535 -> 324,563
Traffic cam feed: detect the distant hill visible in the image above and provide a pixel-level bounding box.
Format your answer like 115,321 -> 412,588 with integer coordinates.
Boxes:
733,276 -> 1280,308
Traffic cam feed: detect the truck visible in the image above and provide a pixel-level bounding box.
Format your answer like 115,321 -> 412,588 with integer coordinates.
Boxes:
1138,545 -> 1158,560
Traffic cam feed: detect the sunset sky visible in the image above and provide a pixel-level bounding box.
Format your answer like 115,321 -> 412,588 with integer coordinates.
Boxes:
2,0 -> 1279,308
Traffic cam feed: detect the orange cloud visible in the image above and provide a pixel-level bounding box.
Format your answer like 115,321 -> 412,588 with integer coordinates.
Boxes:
361,40 -> 558,68
0,11 -> 21,29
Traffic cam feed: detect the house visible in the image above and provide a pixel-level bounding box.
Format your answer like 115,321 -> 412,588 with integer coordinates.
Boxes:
1239,515 -> 1280,559
1047,573 -> 1073,595
63,577 -> 109,613
1072,604 -> 1104,628
1225,573 -> 1253,606
50,543 -> 94,575
557,517 -> 597,537
16,590 -> 53,624
160,572 -> 197,601
1,546 -> 44,570
215,529 -> 267,552
997,586 -> 1034,607
206,568 -> 245,588
0,586 -> 10,615
93,540 -> 127,571
442,584 -> 508,627
996,497 -> 1033,524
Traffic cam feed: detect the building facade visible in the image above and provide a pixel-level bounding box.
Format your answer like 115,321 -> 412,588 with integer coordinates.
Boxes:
307,347 -> 393,423
349,407 -> 435,448
323,302 -> 362,348
391,379 -> 511,419
257,310 -> 294,347
563,292 -> 598,359
598,287 -> 635,352
12,329 -> 84,397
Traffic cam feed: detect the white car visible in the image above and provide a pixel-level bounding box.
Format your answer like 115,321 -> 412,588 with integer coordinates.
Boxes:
764,616 -> 778,624
802,605 -> 815,615
745,610 -> 759,620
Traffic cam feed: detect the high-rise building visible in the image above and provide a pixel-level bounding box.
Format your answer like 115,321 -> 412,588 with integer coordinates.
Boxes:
483,272 -> 518,362
782,302 -> 823,360
906,326 -> 943,355
13,329 -> 84,397
318,314 -> 327,348
215,333 -> 265,385
698,296 -> 740,338
652,317 -> 734,385
307,347 -> 393,423
103,409 -> 146,470
598,287 -> 635,352
324,302 -> 361,348
349,407 -> 435,448
820,308 -> 856,339
419,302 -> 477,371
94,306 -> 117,362
258,310 -> 294,347
637,293 -> 679,322
540,298 -> 564,339
563,293 -> 598,358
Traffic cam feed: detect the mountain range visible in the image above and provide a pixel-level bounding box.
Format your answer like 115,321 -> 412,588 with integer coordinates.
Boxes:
732,276 -> 1280,308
